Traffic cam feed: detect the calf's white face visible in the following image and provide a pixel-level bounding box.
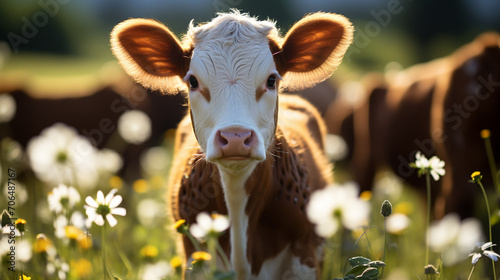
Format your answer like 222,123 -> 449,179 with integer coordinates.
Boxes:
110,11 -> 353,174
185,19 -> 280,168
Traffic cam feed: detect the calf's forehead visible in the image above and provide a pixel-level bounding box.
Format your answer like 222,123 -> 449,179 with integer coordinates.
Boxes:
186,14 -> 279,88
189,42 -> 276,89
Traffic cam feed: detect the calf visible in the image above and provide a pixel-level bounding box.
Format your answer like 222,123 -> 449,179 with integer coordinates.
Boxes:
326,32 -> 500,218
111,10 -> 353,279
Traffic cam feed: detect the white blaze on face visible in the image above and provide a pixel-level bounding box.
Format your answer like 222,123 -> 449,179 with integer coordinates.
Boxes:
185,20 -> 280,169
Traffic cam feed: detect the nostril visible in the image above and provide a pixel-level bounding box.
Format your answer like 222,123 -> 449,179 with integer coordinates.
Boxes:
218,131 -> 229,145
243,131 -> 254,146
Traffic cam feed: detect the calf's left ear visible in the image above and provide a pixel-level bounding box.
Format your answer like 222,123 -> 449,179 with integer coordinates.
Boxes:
110,18 -> 191,94
273,13 -> 353,90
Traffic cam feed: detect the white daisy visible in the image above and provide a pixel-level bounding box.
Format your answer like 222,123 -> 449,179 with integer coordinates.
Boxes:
0,93 -> 16,123
141,260 -> 173,280
412,151 -> 445,181
428,213 -> 483,266
47,184 -> 81,214
189,212 -> 229,242
118,110 -> 152,144
84,189 -> 126,227
386,213 -> 411,235
95,148 -> 123,174
470,242 -> 500,265
307,182 -> 370,238
27,123 -> 99,189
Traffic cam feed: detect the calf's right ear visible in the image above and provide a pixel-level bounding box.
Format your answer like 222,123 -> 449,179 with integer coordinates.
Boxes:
110,19 -> 191,94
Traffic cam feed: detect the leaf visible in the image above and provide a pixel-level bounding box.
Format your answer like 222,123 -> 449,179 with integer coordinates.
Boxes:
354,276 -> 370,280
346,265 -> 369,276
349,256 -> 371,267
361,267 -> 379,279
368,260 -> 385,268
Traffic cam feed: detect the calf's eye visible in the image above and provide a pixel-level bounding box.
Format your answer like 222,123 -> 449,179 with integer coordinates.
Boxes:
267,75 -> 277,90
189,76 -> 199,89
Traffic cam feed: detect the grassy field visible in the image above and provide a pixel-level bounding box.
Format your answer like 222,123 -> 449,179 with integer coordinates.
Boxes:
0,114 -> 499,280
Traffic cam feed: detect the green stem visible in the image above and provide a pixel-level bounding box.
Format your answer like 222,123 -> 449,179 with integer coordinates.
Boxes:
483,136 -> 500,196
425,172 -> 431,266
207,237 -> 217,273
477,180 -> 496,280
381,218 -> 388,277
332,228 -> 343,279
321,238 -> 333,280
215,239 -> 231,271
102,224 -> 107,280
467,264 -> 476,280
185,231 -> 202,252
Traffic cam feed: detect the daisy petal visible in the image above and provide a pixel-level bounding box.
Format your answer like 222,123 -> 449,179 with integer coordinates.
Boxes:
471,253 -> 481,264
197,212 -> 213,231
189,224 -> 206,239
97,191 -> 105,204
106,214 -> 117,227
481,242 -> 494,250
94,215 -> 105,226
108,195 -> 123,208
213,217 -> 229,232
105,189 -> 118,204
483,250 -> 500,261
430,170 -> 439,181
110,207 -> 126,216
85,196 -> 99,208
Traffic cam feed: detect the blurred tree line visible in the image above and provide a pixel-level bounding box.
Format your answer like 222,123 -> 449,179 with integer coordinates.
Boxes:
0,0 -> 499,70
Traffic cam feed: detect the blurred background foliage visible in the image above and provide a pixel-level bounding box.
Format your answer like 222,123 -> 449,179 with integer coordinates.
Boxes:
0,0 -> 499,71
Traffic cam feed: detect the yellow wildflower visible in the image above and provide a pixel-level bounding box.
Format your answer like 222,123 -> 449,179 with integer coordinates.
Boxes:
170,256 -> 183,269
70,258 -> 92,278
109,175 -> 123,189
133,179 -> 149,193
481,129 -> 491,139
141,245 -> 159,258
192,251 -> 212,261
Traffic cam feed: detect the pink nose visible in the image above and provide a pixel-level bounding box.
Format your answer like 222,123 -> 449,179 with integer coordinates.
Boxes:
216,128 -> 256,159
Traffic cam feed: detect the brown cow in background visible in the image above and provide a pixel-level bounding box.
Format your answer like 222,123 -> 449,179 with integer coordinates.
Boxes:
0,62 -> 186,180
326,32 -> 500,218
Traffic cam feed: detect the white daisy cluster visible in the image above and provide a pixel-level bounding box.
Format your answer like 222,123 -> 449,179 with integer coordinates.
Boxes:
428,213 -> 483,266
412,151 -> 446,181
190,212 -> 230,242
306,182 -> 370,238
27,123 -> 122,190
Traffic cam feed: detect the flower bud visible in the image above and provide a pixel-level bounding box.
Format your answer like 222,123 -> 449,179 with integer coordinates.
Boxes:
424,264 -> 439,275
1,210 -> 12,227
381,200 -> 393,217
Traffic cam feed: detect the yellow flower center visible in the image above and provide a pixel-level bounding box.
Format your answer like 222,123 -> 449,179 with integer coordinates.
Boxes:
173,219 -> 186,229
65,226 -> 83,240
471,171 -> 481,179
70,258 -> 92,278
34,234 -> 52,253
141,245 -> 159,258
133,179 -> 149,193
360,191 -> 372,201
481,129 -> 491,139
170,256 -> 183,268
192,251 -> 212,261
109,175 -> 123,189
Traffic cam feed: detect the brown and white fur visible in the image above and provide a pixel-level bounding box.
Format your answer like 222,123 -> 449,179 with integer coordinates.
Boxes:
110,10 -> 353,279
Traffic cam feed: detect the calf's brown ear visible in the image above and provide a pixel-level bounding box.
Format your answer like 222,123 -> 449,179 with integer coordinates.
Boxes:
274,13 -> 353,91
110,18 -> 191,94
